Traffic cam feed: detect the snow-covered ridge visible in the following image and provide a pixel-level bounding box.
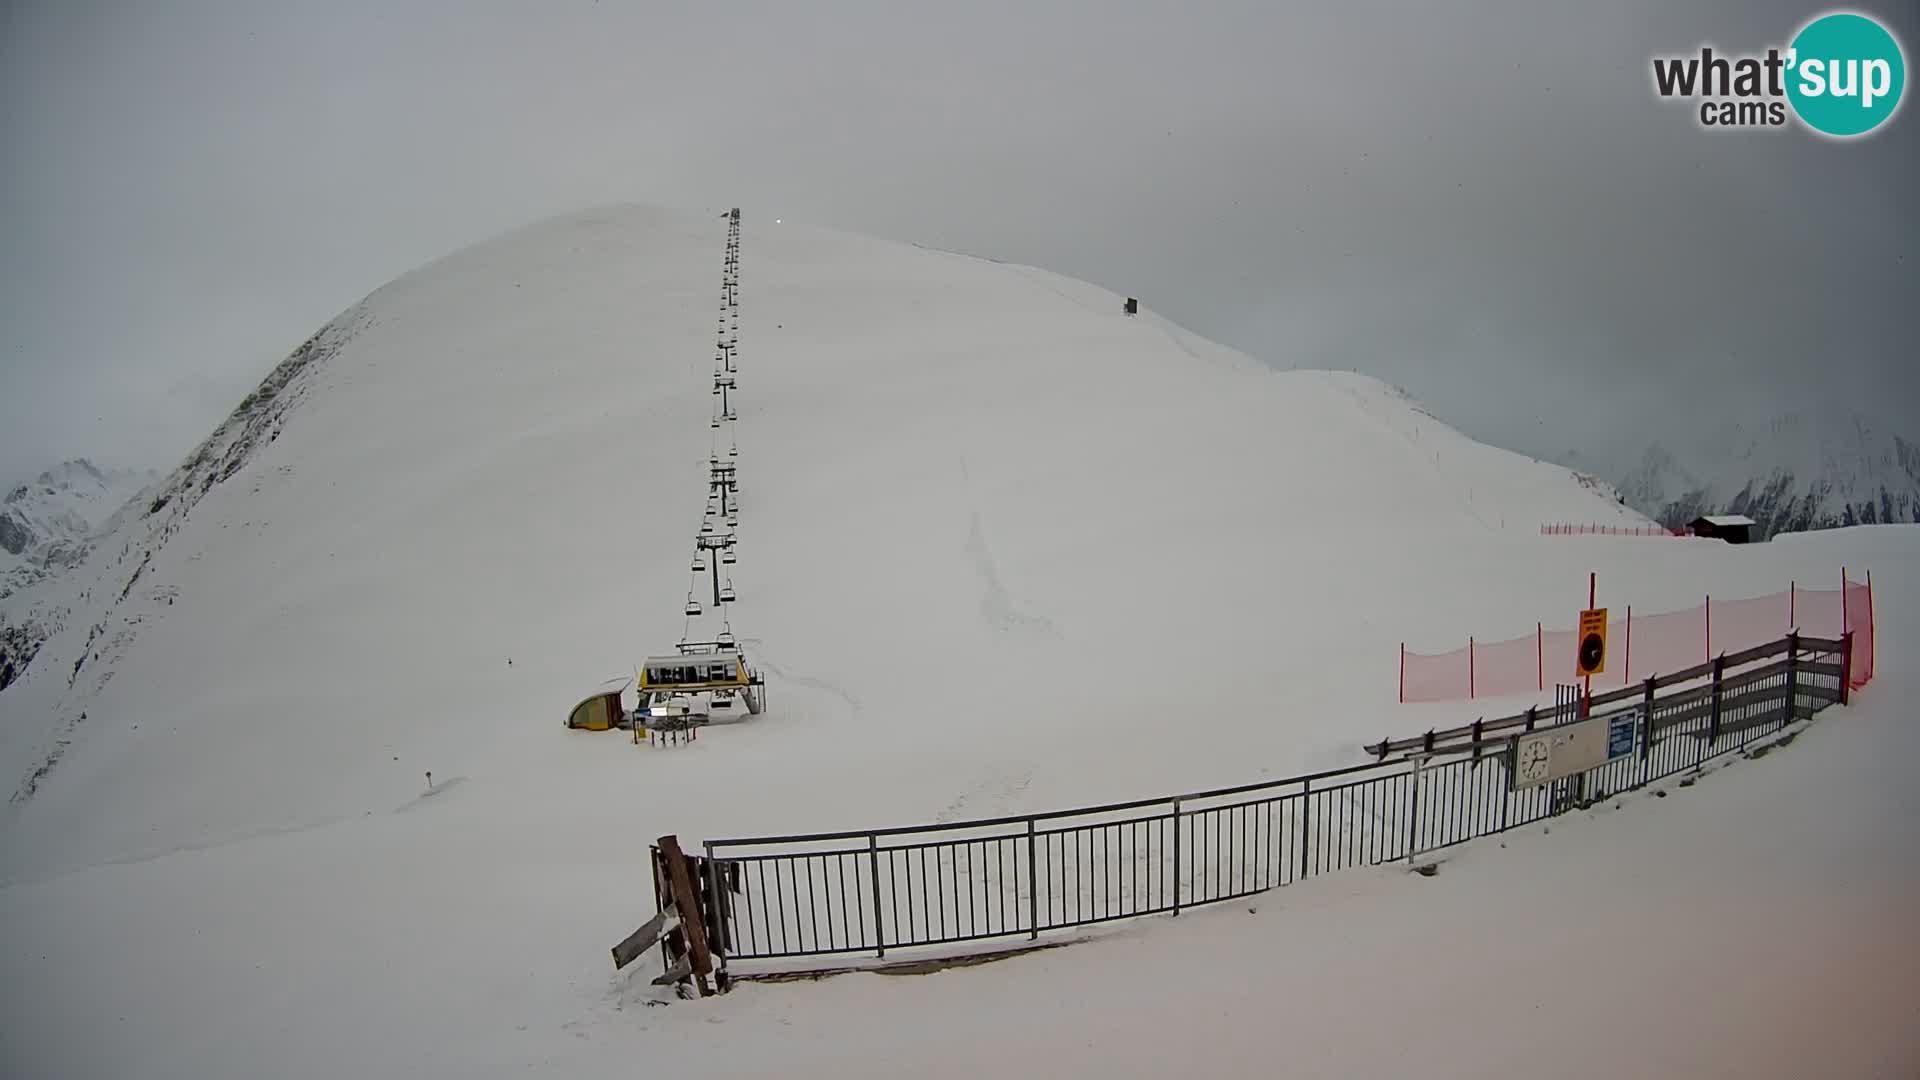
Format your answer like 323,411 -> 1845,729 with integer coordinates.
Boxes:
0,307 -> 368,795
0,460 -> 158,695
0,460 -> 157,600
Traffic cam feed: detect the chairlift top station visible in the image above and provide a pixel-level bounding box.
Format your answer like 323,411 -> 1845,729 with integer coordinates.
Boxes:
565,208 -> 765,735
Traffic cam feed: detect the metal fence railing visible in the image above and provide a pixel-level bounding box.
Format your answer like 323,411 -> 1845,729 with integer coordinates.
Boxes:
673,633 -> 1851,975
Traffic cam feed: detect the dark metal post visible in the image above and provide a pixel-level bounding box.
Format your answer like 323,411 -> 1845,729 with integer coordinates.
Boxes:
867,833 -> 885,958
1708,654 -> 1725,745
1297,782 -> 1310,881
1784,631 -> 1799,725
710,548 -> 721,608
1840,631 -> 1853,706
1026,817 -> 1040,938
703,842 -> 727,988
1639,676 -> 1656,785
1497,737 -> 1513,831
1640,678 -> 1656,761
1406,759 -> 1421,856
1170,799 -> 1182,915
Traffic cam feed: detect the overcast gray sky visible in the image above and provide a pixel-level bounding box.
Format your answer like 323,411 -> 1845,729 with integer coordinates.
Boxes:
3,0 -> 1914,484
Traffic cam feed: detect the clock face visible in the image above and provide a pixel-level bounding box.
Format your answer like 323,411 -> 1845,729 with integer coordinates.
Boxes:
1518,738 -> 1551,782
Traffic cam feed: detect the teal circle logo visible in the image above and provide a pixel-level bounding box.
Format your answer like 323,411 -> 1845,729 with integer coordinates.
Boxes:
1786,12 -> 1906,137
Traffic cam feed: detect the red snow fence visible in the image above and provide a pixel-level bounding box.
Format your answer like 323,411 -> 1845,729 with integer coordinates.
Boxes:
1400,569 -> 1876,703
1540,523 -> 1690,537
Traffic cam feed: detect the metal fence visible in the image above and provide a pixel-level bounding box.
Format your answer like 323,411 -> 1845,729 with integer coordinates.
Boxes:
685,633 -> 1849,972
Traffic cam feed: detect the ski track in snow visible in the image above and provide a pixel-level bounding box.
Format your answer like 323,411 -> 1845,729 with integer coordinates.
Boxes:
933,767 -> 1034,824
964,510 -> 1057,638
737,638 -> 861,719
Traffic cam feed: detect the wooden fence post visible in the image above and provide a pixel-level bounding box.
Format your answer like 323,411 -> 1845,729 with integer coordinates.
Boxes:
656,835 -> 715,997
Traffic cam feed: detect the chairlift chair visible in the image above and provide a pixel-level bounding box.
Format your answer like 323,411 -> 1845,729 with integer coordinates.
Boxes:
719,584 -> 736,603
721,549 -> 737,565
684,596 -> 703,616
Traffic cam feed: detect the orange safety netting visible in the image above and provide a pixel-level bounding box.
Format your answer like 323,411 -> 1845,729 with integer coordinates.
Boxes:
1540,523 -> 1689,537
1400,571 -> 1876,703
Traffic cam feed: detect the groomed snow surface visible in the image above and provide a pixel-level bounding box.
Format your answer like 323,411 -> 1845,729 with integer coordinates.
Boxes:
1,206 -> 1914,1077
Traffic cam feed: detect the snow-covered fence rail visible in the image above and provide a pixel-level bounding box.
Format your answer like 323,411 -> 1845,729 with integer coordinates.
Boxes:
664,633 -> 1850,980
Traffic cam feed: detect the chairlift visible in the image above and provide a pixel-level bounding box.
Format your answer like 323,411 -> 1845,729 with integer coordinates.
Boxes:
721,549 -> 737,565
684,596 -> 703,616
690,557 -> 705,573
719,584 -> 736,603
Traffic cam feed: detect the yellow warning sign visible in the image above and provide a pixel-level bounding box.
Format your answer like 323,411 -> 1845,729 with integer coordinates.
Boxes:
1576,607 -> 1608,677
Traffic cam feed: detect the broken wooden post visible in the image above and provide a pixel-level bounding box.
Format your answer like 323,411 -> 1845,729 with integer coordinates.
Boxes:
656,835 -> 716,996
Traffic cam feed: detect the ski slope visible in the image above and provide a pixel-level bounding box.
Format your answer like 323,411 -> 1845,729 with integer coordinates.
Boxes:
0,205 -> 1912,1077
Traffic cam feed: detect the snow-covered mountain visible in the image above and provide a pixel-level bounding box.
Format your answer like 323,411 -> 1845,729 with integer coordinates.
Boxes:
1616,408 -> 1920,537
0,460 -> 156,596
1,204 -> 1910,1078
0,461 -> 158,692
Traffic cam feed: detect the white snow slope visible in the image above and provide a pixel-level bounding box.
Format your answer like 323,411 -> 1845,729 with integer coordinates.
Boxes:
0,205 -> 1913,1078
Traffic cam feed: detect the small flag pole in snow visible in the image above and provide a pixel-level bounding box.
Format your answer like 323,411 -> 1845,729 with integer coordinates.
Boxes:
425,771 -> 432,791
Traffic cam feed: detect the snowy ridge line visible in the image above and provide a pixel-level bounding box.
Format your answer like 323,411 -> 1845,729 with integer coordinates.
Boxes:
6,307 -> 368,805
654,635 -> 1849,975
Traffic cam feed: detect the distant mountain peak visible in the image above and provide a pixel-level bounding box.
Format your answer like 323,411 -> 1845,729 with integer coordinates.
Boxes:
0,459 -> 159,595
1615,407 -> 1919,535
